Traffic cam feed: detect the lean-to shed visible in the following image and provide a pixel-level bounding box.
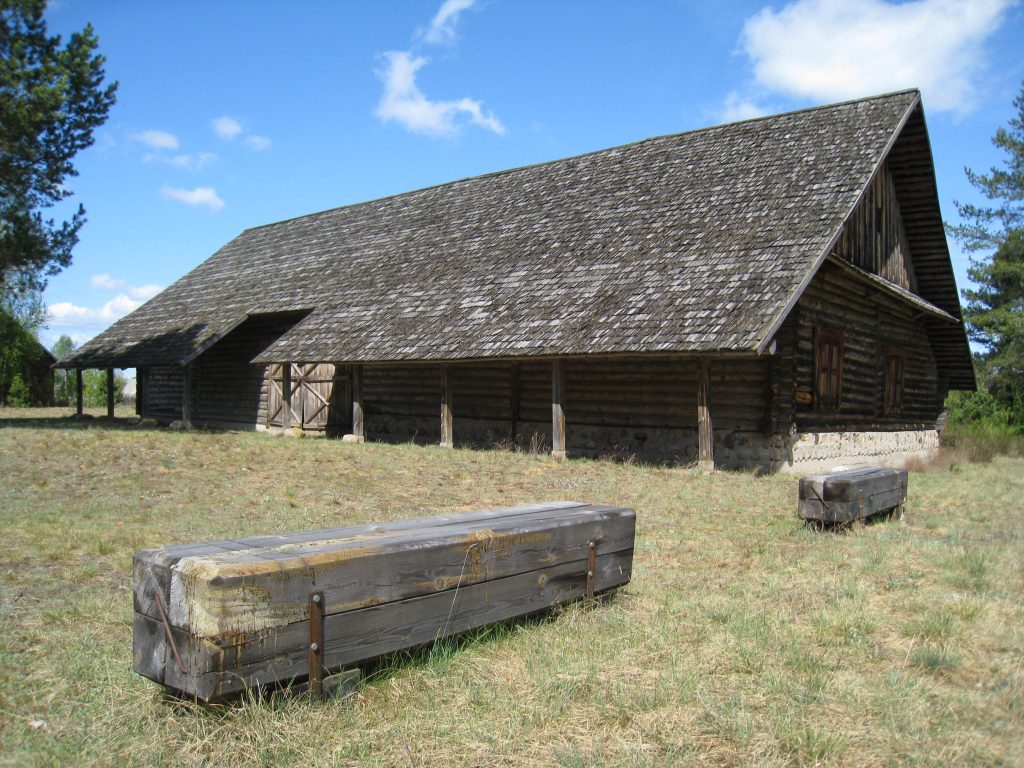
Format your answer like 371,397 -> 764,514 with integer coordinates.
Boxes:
58,89 -> 974,472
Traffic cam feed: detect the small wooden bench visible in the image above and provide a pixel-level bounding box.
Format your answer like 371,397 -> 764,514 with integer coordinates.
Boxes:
132,502 -> 636,702
798,467 -> 907,525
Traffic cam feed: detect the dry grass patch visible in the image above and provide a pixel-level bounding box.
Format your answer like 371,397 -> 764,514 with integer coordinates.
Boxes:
1,407 -> 1023,766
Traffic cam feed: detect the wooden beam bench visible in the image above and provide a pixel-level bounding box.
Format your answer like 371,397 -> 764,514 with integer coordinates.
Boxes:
132,502 -> 636,702
798,467 -> 908,525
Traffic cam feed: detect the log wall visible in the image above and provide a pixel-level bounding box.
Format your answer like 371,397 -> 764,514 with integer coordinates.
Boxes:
355,356 -> 773,465
138,365 -> 185,422
782,259 -> 941,432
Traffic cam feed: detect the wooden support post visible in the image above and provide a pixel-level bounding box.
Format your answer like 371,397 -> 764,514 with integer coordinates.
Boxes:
345,364 -> 365,443
137,369 -> 146,418
265,367 -> 273,430
75,369 -> 83,416
697,359 -> 713,472
106,368 -> 115,418
282,363 -> 292,432
510,362 -> 520,442
551,359 -> 566,460
440,364 -> 453,448
182,364 -> 193,429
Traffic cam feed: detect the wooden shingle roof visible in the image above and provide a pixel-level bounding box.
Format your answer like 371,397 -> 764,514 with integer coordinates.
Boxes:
59,89 -> 973,387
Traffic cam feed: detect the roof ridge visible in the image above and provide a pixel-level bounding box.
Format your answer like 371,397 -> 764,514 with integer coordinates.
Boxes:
242,88 -> 922,235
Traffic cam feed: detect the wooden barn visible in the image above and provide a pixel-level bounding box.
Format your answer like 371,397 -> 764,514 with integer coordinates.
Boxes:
58,90 -> 974,472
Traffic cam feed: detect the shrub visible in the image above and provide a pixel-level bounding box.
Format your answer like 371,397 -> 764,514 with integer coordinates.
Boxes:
945,389 -> 1015,429
6,374 -> 31,407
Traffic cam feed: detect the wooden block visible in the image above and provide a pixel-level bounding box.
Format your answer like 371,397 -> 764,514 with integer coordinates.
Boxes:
323,668 -> 361,701
799,467 -> 908,522
133,502 -> 635,701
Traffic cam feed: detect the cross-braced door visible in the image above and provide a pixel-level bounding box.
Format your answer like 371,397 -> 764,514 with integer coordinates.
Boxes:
267,363 -> 348,431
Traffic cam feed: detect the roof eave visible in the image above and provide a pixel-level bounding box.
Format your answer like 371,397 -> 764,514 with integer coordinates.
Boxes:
825,256 -> 960,322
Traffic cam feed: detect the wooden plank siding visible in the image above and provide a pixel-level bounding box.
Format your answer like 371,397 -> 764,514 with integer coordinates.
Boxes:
834,162 -> 915,291
786,259 -> 940,431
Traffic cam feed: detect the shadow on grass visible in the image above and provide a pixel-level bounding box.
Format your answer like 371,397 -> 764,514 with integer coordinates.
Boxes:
0,413 -> 146,431
803,506 -> 904,534
156,593 -> 624,713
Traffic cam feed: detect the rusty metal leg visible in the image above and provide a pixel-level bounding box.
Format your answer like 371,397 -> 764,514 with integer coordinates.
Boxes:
308,591 -> 325,700
585,541 -> 597,600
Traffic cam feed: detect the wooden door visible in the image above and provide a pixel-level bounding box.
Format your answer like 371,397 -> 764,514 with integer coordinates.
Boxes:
267,363 -> 348,431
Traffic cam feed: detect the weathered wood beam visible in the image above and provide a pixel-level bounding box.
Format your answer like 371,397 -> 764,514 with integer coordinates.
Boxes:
552,358 -> 566,460
106,368 -> 115,418
265,366 -> 274,430
182,364 -> 193,429
282,363 -> 292,432
697,359 -> 713,471
440,364 -> 453,448
132,502 -> 636,702
346,364 -> 365,442
511,362 -> 520,441
75,369 -> 83,416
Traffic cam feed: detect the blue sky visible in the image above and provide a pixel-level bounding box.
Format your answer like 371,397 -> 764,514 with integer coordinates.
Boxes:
39,0 -> 1024,352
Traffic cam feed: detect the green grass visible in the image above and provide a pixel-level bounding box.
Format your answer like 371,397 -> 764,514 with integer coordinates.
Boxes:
1,407 -> 1023,766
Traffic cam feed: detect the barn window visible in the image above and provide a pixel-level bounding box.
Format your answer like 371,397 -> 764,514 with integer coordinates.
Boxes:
884,348 -> 905,416
815,328 -> 843,412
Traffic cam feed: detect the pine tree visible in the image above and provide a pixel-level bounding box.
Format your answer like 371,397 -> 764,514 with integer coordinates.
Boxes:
1,0 -> 117,294
949,82 -> 1024,422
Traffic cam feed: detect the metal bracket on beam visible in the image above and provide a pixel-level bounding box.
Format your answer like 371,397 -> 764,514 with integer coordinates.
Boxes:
585,541 -> 597,600
308,591 -> 325,700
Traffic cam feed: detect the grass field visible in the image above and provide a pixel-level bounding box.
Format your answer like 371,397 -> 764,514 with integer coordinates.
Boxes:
1,407 -> 1022,767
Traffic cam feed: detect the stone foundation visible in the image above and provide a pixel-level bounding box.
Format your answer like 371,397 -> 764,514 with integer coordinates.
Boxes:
784,429 -> 939,474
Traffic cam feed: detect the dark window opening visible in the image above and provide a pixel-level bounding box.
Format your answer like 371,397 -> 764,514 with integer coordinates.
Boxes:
815,327 -> 843,412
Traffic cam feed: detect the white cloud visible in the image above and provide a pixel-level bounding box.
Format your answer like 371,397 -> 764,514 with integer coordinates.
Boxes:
161,185 -> 225,212
44,280 -> 163,353
39,329 -> 93,351
95,132 -> 116,152
132,129 -> 180,150
143,151 -> 217,171
738,0 -> 1012,114
212,116 -> 243,140
49,290 -> 157,327
129,284 -> 162,300
90,273 -> 125,290
720,91 -> 768,123
170,152 -> 217,170
422,0 -> 477,44
375,51 -> 505,138
244,135 -> 272,151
